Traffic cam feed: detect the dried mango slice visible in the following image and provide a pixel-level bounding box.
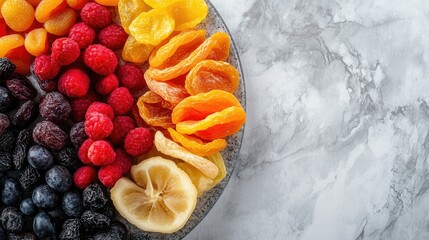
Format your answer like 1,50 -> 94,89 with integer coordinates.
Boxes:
145,72 -> 189,106
146,32 -> 230,81
154,131 -> 219,179
185,60 -> 239,95
149,29 -> 206,68
118,0 -> 151,34
137,91 -> 175,129
168,128 -> 226,156
176,106 -> 246,141
172,90 -> 242,123
165,0 -> 208,31
129,8 -> 175,45
122,35 -> 154,63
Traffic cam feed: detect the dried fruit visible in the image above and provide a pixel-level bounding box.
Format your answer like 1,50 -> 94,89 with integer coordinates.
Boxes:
80,2 -> 112,28
168,128 -> 226,156
0,128 -> 16,152
108,116 -> 136,146
6,77 -> 37,100
87,140 -> 116,166
1,207 -> 23,233
80,210 -> 110,233
24,28 -> 49,57
0,57 -> 15,80
0,152 -> 12,171
5,46 -> 32,75
83,44 -> 118,76
94,74 -> 119,95
78,138 -> 94,164
39,92 -> 71,123
136,91 -> 174,129
66,0 -> 88,9
35,0 -> 67,23
145,73 -> 189,106
85,102 -> 114,120
12,100 -> 38,129
19,165 -> 41,192
165,0 -> 208,31
70,121 -> 88,148
84,112 -> 114,140
69,90 -> 100,122
33,121 -> 68,150
1,0 -> 34,32
58,68 -> 90,98
73,166 -> 97,190
82,183 -> 108,210
0,86 -> 14,112
142,0 -> 175,8
117,63 -> 145,90
58,147 -> 81,171
118,0 -> 150,34
59,219 -> 81,240
12,129 -> 31,170
107,87 -> 134,115
121,35 -> 154,63
0,113 -> 9,137
51,37 -> 80,66
94,0 -> 118,7
98,24 -> 128,50
33,54 -> 61,81
44,8 -> 77,36
124,128 -> 153,157
68,22 -> 96,49
0,34 -> 25,57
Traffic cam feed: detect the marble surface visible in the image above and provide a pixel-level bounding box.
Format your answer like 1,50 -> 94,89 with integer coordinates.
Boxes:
186,0 -> 429,239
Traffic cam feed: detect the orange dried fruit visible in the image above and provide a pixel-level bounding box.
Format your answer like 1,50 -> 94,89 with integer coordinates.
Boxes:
118,0 -> 150,34
26,0 -> 42,7
121,35 -> 154,63
66,0 -> 88,9
129,8 -> 174,45
95,0 -> 118,6
165,0 -> 208,31
0,19 -> 6,37
25,28 -> 49,56
1,0 -> 35,32
136,91 -> 175,129
0,0 -> 5,18
146,32 -> 230,81
35,0 -> 67,23
145,72 -> 189,106
185,60 -> 239,95
142,0 -> 176,8
0,34 -> 25,57
44,7 -> 76,36
167,128 -> 226,156
149,29 -> 206,69
5,46 -> 32,75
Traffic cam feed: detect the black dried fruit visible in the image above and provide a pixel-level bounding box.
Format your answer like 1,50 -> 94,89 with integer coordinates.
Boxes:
0,128 -> 17,152
6,78 -> 37,101
0,207 -> 23,233
0,152 -> 13,171
0,86 -> 14,113
59,219 -> 81,240
83,183 -> 108,211
39,92 -> 71,123
13,129 -> 31,170
12,100 -> 38,129
62,191 -> 83,218
93,228 -> 121,240
19,165 -> 41,192
97,202 -> 115,220
80,210 -> 110,233
70,122 -> 88,148
33,121 -> 68,150
7,232 -> 37,240
58,147 -> 81,171
2,177 -> 23,206
111,221 -> 127,240
0,58 -> 15,81
0,113 -> 10,137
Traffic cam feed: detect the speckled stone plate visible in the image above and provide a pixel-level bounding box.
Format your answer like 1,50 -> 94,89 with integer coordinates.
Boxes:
123,1 -> 246,239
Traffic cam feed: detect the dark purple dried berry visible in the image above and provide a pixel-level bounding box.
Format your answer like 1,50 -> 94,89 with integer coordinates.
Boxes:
7,232 -> 37,240
70,122 -> 88,148
111,221 -> 127,240
0,58 -> 16,81
80,210 -> 110,233
19,165 -> 41,192
0,128 -> 17,152
12,100 -> 38,129
58,147 -> 81,171
0,86 -> 14,113
6,78 -> 37,101
83,184 -> 108,211
0,113 -> 10,137
59,219 -> 81,240
93,228 -> 122,240
13,129 -> 32,170
0,207 -> 23,233
33,121 -> 68,150
0,152 -> 13,171
39,92 -> 71,123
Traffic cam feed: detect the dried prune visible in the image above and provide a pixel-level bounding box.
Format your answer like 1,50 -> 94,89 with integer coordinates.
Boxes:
80,210 -> 110,233
7,232 -> 37,240
39,92 -> 71,123
59,219 -> 81,240
0,128 -> 17,152
13,129 -> 32,170
6,78 -> 37,101
0,58 -> 16,81
0,152 -> 13,171
83,184 -> 108,211
0,113 -> 10,137
58,147 -> 81,171
0,86 -> 14,113
19,165 -> 41,192
70,122 -> 88,148
0,207 -> 23,233
33,121 -> 68,150
12,100 -> 38,129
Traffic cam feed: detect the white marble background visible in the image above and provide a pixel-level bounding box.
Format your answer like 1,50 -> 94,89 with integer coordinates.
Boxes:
186,0 -> 429,239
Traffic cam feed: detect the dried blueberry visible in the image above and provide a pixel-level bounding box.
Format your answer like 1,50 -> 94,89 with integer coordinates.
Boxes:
33,121 -> 68,151
80,210 -> 110,233
0,128 -> 16,152
19,165 -> 41,192
83,183 -> 108,210
0,113 -> 10,137
62,191 -> 84,218
58,147 -> 81,171
59,219 -> 81,240
0,207 -> 23,233
32,185 -> 59,209
0,152 -> 13,171
0,58 -> 16,81
39,92 -> 71,123
2,177 -> 22,206
27,145 -> 54,170
45,165 -> 72,192
6,78 -> 37,101
0,86 -> 14,112
20,198 -> 37,216
33,212 -> 55,239
13,129 -> 31,170
12,100 -> 38,129
70,121 -> 88,148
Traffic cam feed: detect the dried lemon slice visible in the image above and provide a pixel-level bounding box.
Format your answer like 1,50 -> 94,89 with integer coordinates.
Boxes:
111,157 -> 197,233
154,131 -> 219,179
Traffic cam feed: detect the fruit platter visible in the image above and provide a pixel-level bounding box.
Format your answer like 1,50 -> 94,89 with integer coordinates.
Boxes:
0,0 -> 245,239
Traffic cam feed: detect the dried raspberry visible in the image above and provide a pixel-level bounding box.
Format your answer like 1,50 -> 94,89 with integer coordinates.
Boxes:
94,74 -> 119,95
83,44 -> 118,76
85,112 -> 113,140
112,149 -> 132,174
73,166 -> 97,190
68,22 -> 96,49
107,87 -> 134,115
80,2 -> 112,28
88,140 -> 116,166
117,64 -> 145,90
98,164 -> 122,188
98,24 -> 127,50
78,138 -> 94,164
85,102 -> 114,120
33,54 -> 61,81
108,116 -> 136,146
124,128 -> 153,156
58,69 -> 90,98
69,91 -> 100,122
51,38 -> 80,66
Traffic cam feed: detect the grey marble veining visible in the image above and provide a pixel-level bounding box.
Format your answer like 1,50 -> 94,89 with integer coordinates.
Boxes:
186,0 -> 429,239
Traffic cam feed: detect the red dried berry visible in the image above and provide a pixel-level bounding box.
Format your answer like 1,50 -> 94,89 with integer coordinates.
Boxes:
84,112 -> 113,140
68,22 -> 96,49
87,140 -> 116,166
58,69 -> 90,98
98,164 -> 122,188
117,64 -> 145,90
69,91 -> 100,122
107,87 -> 134,115
98,24 -> 128,50
94,74 -> 119,95
73,166 -> 97,190
83,44 -> 118,76
78,138 -> 94,164
108,116 -> 136,146
85,102 -> 114,120
33,54 -> 61,81
39,92 -> 71,123
112,149 -> 132,174
80,2 -> 112,28
33,121 -> 68,151
51,38 -> 81,66
124,128 -> 153,156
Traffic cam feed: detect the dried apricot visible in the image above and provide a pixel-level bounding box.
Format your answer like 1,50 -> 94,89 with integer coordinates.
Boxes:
25,28 -> 49,57
129,8 -> 174,45
146,32 -> 230,81
0,0 -> 5,18
66,0 -> 88,9
0,34 -> 25,57
0,19 -> 6,37
44,8 -> 77,36
121,35 -> 154,63
1,0 -> 35,32
118,0 -> 150,34
142,0 -> 176,8
5,46 -> 32,74
149,29 -> 206,68
168,128 -> 226,156
136,91 -> 175,129
185,60 -> 239,95
145,72 -> 189,106
35,0 -> 67,23
26,0 -> 41,7
165,0 -> 208,31
95,0 -> 118,6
